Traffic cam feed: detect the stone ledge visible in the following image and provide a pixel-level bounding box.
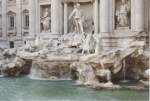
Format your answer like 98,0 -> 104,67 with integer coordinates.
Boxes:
62,0 -> 94,3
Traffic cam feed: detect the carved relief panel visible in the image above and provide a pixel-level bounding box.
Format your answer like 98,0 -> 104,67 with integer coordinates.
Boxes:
115,0 -> 131,29
22,0 -> 28,5
7,0 -> 16,5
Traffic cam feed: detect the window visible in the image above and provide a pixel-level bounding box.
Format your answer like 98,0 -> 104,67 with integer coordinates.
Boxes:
10,41 -> 14,48
23,9 -> 29,29
10,15 -> 15,28
25,14 -> 29,27
7,11 -> 16,30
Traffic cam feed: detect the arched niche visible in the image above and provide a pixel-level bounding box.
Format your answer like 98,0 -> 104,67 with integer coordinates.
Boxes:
66,2 -> 94,33
114,0 -> 131,30
40,4 -> 51,33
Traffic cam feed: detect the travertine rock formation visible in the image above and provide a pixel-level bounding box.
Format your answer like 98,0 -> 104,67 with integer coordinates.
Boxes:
70,40 -> 149,87
30,60 -> 71,80
0,49 -> 27,76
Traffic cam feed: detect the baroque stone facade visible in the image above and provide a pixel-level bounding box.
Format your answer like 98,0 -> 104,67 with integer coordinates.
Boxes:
0,0 -> 149,51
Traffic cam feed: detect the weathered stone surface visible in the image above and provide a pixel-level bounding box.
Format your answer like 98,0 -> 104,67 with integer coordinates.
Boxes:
70,62 -> 99,85
69,41 -> 149,88
0,49 -> 32,76
30,60 -> 71,80
0,28 -> 149,91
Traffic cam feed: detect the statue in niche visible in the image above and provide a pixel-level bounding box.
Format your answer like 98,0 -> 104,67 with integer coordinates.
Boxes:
116,0 -> 130,27
41,8 -> 51,32
69,3 -> 85,34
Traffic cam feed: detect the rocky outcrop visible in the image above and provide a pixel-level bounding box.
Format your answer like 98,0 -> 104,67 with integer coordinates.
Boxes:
70,62 -> 99,85
0,49 -> 32,76
29,59 -> 71,80
70,41 -> 149,88
0,35 -> 148,90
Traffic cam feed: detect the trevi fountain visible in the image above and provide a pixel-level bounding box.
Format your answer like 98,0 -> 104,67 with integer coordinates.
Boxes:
0,0 -> 149,101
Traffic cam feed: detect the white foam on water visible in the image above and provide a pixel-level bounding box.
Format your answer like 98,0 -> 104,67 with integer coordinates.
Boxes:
28,74 -> 71,81
0,75 -> 4,77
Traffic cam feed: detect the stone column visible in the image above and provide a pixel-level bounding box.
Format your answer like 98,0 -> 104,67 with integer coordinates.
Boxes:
16,0 -> 22,37
134,0 -> 145,32
51,0 -> 61,34
29,0 -> 36,36
93,0 -> 99,33
99,0 -> 111,51
93,0 -> 100,54
100,0 -> 110,33
35,0 -> 40,34
148,0 -> 150,35
64,2 -> 68,34
2,0 -> 7,38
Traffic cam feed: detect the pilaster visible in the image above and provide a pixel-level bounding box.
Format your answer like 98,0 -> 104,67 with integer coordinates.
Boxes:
2,0 -> 7,38
51,0 -> 61,35
16,0 -> 22,37
64,2 -> 68,34
93,0 -> 99,33
29,0 -> 36,36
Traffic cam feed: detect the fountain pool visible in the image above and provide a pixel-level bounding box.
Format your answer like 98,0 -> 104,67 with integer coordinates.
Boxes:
0,77 -> 149,101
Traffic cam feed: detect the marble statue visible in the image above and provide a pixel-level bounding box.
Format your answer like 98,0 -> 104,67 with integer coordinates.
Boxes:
35,36 -> 40,46
116,0 -> 130,27
69,3 -> 84,34
41,8 -> 51,32
82,33 -> 96,54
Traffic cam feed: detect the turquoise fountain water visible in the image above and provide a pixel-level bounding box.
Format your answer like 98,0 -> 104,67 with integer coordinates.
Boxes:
0,77 -> 149,101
